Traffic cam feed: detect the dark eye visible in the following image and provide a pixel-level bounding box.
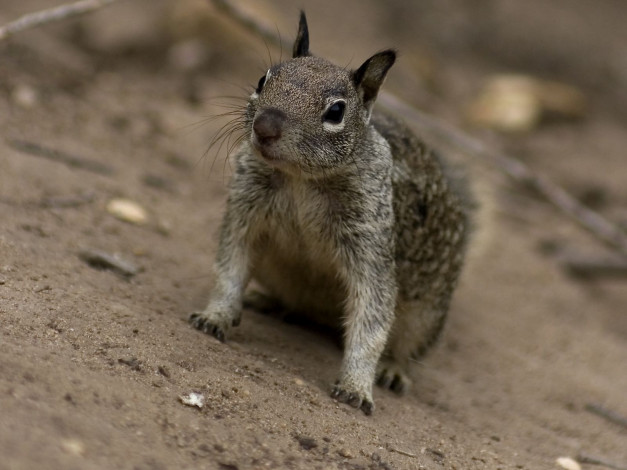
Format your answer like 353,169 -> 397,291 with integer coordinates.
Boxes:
256,74 -> 266,94
323,101 -> 345,124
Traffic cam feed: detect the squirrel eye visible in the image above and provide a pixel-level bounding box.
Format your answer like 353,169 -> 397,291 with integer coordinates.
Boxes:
256,74 -> 267,94
323,101 -> 345,124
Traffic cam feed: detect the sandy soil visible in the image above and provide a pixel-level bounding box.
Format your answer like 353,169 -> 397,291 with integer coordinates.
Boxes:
1,1 -> 626,469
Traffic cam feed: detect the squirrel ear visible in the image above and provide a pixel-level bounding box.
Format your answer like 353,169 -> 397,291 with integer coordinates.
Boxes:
352,50 -> 396,106
293,11 -> 310,58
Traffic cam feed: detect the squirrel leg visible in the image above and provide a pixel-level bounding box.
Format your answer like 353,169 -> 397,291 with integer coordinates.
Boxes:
377,300 -> 447,393
331,256 -> 397,415
189,214 -> 251,342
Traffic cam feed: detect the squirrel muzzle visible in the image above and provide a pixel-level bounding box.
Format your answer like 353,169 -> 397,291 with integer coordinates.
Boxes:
252,108 -> 287,161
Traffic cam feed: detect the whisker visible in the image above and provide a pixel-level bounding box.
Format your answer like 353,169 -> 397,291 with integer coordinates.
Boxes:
275,23 -> 283,63
199,115 -> 248,179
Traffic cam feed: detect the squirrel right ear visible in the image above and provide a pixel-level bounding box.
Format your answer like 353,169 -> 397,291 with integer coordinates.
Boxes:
293,11 -> 310,58
352,50 -> 396,108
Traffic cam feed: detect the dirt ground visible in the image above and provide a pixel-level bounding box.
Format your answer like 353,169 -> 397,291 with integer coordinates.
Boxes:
1,1 -> 626,469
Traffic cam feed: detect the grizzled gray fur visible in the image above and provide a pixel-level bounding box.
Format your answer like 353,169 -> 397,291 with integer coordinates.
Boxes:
190,12 -> 472,415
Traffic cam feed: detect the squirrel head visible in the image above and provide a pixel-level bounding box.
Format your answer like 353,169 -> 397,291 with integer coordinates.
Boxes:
245,12 -> 396,177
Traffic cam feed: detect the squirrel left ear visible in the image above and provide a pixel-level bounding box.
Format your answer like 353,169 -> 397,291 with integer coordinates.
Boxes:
352,50 -> 396,107
293,11 -> 310,58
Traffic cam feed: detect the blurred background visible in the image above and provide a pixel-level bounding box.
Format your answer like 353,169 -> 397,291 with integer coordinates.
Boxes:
1,1 -> 626,469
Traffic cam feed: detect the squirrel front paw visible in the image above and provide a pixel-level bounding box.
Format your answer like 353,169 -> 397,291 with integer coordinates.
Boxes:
189,310 -> 241,342
331,381 -> 374,415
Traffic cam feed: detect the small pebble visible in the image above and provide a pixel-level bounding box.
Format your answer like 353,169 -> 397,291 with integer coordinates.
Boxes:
60,438 -> 85,456
295,435 -> 317,450
338,448 -> 354,459
106,198 -> 149,225
12,84 -> 39,109
556,457 -> 581,470
466,74 -> 586,133
467,75 -> 540,132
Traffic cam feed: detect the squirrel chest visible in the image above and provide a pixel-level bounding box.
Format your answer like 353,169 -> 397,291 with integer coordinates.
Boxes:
243,162 -> 376,322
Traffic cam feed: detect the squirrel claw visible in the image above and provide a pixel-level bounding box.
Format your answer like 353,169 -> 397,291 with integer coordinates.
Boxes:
331,384 -> 374,415
189,312 -> 226,342
376,360 -> 411,395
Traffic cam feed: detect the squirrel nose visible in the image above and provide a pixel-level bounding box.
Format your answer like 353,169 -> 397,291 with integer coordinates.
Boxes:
253,108 -> 286,144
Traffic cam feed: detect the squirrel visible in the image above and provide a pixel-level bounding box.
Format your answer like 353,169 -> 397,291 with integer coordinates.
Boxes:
190,12 -> 473,415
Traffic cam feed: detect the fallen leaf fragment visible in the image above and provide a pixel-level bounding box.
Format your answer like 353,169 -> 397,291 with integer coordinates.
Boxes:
179,392 -> 205,409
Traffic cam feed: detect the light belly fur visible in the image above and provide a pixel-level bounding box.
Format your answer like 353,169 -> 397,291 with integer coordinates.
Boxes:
250,227 -> 347,328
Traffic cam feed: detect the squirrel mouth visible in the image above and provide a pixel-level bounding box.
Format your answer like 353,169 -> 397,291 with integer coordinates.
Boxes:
251,137 -> 286,164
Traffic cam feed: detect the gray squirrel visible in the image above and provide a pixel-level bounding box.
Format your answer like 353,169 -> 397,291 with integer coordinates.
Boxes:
190,12 -> 473,414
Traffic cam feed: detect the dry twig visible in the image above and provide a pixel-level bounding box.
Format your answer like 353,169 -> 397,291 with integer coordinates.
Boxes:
0,0 -> 120,41
387,446 -> 418,458
211,0 -> 282,48
377,93 -> 627,255
560,254 -> 627,279
585,403 -> 627,430
578,454 -> 627,470
39,192 -> 96,209
8,139 -> 114,175
208,0 -> 627,256
78,249 -> 139,278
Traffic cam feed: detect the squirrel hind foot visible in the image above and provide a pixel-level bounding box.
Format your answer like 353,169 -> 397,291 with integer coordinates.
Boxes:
242,289 -> 285,315
376,358 -> 412,395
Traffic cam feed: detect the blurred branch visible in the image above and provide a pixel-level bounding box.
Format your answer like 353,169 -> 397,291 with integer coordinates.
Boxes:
378,93 -> 627,256
578,454 -> 627,470
585,403 -> 627,430
210,0 -> 283,49
0,0 -> 120,41
560,254 -> 627,279
8,139 -> 115,175
209,0 -> 627,256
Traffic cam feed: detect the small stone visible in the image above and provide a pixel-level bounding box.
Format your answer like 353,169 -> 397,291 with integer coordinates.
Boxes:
157,366 -> 170,378
179,392 -> 205,409
60,438 -> 85,456
466,74 -> 586,133
466,75 -> 540,132
118,357 -> 142,371
556,457 -> 581,470
294,378 -> 305,386
12,84 -> 39,109
295,435 -> 317,450
106,198 -> 149,225
338,448 -> 354,459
